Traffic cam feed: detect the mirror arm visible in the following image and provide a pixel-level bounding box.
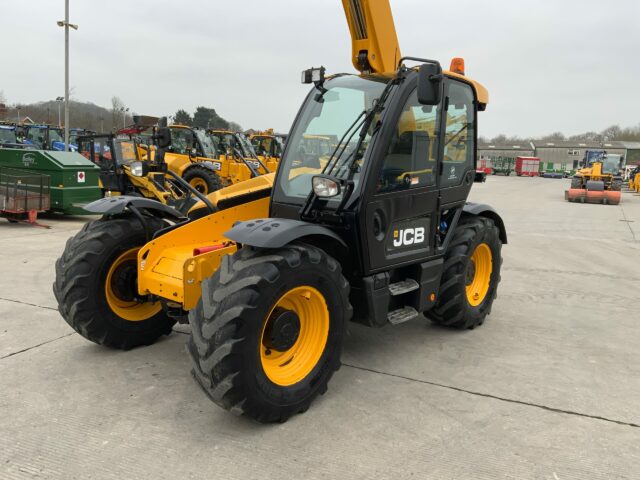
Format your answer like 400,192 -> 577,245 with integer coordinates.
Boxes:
335,180 -> 354,214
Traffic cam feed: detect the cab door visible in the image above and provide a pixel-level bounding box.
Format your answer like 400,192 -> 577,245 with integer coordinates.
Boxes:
362,85 -> 443,273
439,79 -> 477,207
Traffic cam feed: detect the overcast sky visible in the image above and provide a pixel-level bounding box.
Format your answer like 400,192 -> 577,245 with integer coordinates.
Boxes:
2,0 -> 639,138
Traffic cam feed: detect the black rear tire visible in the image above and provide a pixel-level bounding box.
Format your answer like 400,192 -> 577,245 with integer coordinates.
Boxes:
183,165 -> 223,195
187,242 -> 352,423
611,179 -> 622,191
427,216 -> 502,330
53,215 -> 176,349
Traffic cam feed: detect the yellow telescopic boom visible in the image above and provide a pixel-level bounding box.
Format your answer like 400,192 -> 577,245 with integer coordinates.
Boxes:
342,0 -> 402,74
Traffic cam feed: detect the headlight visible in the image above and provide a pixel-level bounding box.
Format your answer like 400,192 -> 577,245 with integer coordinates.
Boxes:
129,161 -> 146,177
312,175 -> 340,198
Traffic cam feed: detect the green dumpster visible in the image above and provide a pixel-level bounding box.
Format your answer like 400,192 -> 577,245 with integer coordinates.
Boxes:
0,148 -> 101,215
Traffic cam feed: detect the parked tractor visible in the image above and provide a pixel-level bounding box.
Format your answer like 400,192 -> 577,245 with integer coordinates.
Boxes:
0,123 -> 28,149
22,125 -> 78,151
54,0 -> 506,423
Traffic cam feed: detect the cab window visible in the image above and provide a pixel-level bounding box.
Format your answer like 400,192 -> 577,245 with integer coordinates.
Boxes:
170,129 -> 196,155
440,81 -> 475,187
377,89 -> 440,193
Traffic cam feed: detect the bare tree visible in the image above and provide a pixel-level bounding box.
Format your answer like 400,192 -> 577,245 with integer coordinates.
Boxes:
0,91 -> 7,120
111,96 -> 125,128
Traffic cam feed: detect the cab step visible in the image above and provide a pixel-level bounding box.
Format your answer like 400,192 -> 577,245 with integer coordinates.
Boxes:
387,306 -> 420,325
388,279 -> 420,296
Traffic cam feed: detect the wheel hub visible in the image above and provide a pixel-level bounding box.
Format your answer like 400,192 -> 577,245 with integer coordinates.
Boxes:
264,308 -> 301,352
111,261 -> 138,302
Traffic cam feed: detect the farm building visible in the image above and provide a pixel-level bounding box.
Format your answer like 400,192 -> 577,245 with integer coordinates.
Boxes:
477,143 -> 535,171
478,140 -> 640,174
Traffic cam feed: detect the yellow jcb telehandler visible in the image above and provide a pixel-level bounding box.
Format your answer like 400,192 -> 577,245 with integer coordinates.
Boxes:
76,131 -> 199,214
207,129 -> 279,177
565,150 -> 623,204
249,129 -> 285,160
54,0 -> 506,423
627,165 -> 640,193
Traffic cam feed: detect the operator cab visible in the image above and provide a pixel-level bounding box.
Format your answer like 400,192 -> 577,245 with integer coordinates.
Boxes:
271,61 -> 487,276
168,126 -> 217,159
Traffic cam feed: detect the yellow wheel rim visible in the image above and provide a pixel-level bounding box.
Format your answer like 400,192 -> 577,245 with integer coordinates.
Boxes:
189,177 -> 208,194
260,286 -> 330,386
465,243 -> 493,307
104,248 -> 161,322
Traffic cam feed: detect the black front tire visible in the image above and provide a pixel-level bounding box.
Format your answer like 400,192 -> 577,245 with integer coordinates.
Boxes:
53,215 -> 176,349
187,242 -> 352,423
427,216 -> 502,330
183,166 -> 223,195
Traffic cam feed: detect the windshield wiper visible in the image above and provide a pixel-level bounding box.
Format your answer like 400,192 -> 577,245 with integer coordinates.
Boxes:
322,110 -> 367,177
300,77 -> 399,220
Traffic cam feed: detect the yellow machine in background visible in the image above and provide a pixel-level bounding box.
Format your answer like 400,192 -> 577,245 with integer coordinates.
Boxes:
159,125 -> 225,195
208,129 -> 278,173
249,129 -> 285,160
77,133 -> 194,213
627,165 -> 640,192
566,151 -> 622,204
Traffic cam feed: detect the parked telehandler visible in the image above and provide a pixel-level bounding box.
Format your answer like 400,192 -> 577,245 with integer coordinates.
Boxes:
54,0 -> 506,423
208,128 -> 279,176
76,132 -> 196,214
626,165 -> 640,193
566,150 -> 622,204
162,124 -> 225,195
249,129 -> 285,159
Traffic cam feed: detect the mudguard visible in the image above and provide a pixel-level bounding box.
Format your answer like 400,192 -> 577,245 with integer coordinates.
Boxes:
225,218 -> 346,249
184,160 -> 220,172
84,195 -> 185,220
463,202 -> 507,244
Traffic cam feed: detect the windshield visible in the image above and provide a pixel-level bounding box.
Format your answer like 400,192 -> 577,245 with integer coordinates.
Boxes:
236,133 -> 257,158
112,139 -> 139,165
208,132 -> 233,154
602,155 -> 621,174
252,135 -> 284,157
194,129 -> 217,158
49,128 -> 64,143
26,127 -> 47,148
0,128 -> 17,144
276,75 -> 389,202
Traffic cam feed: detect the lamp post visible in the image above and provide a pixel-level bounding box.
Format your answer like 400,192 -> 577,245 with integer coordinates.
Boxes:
57,0 -> 78,152
120,107 -> 129,128
55,96 -> 64,127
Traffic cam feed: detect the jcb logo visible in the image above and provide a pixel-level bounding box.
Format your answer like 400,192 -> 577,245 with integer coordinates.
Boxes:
393,227 -> 425,247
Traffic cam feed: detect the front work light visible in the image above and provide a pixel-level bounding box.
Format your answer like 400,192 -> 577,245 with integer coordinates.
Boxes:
129,161 -> 148,177
301,67 -> 326,84
312,175 -> 340,198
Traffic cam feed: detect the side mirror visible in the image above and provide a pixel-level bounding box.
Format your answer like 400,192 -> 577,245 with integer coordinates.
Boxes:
189,147 -> 198,159
312,175 -> 341,198
417,63 -> 443,106
155,127 -> 171,149
129,161 -> 150,177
